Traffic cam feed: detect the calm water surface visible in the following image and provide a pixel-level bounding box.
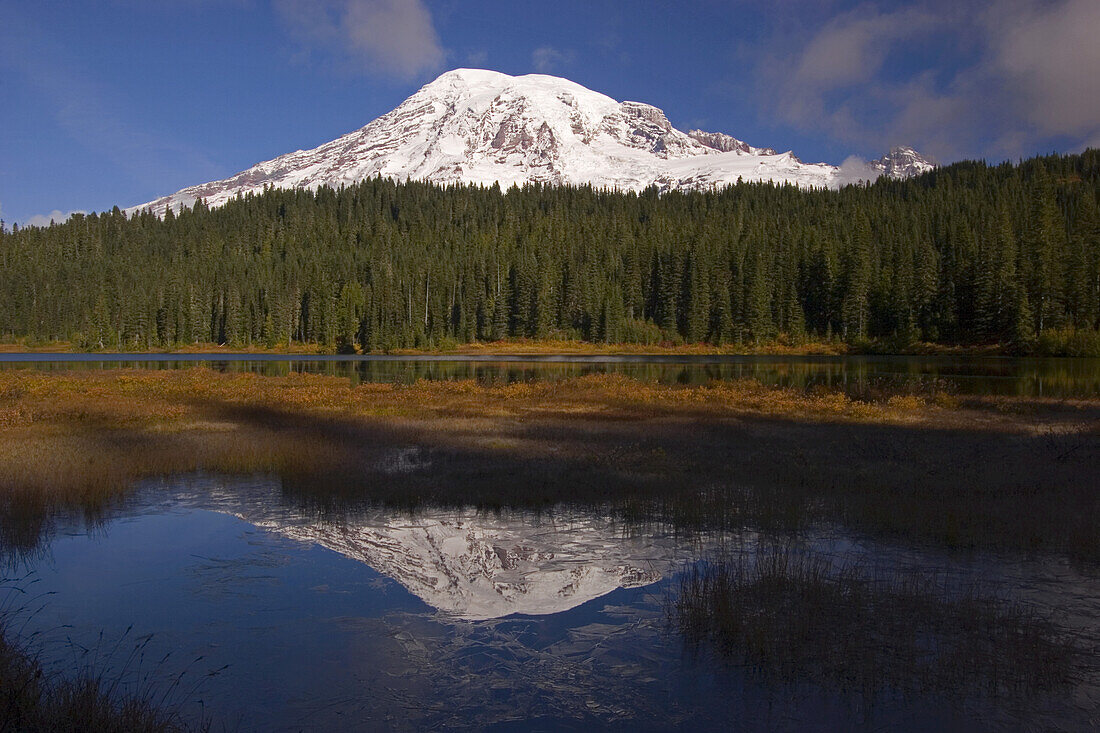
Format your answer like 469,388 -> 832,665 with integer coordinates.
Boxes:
7,474 -> 1099,731
3,354 -> 1099,729
2,352 -> 1100,396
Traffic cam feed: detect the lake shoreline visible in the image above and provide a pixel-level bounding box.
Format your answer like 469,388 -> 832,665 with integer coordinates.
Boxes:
0,338 -> 1029,358
1,368 -> 1096,560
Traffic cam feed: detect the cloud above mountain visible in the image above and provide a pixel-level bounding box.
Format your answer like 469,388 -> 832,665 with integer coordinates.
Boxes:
986,0 -> 1100,141
753,0 -> 1100,159
275,0 -> 444,78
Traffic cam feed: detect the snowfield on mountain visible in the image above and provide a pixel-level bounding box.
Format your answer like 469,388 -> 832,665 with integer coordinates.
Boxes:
130,69 -> 934,216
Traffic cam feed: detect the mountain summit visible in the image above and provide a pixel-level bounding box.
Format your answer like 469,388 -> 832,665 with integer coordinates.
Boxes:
131,69 -> 933,215
870,146 -> 937,180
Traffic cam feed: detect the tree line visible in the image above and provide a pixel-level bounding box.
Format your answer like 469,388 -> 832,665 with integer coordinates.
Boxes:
1,150 -> 1098,351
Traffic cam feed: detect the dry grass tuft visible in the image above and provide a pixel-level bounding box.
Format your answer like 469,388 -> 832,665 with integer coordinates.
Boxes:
0,580 -> 203,732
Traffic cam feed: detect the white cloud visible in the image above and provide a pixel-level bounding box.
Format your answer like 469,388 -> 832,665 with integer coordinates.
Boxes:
25,210 -> 84,228
789,8 -> 938,91
532,46 -> 574,74
835,155 -> 880,186
751,0 -> 1100,160
275,0 -> 444,78
765,6 -> 947,152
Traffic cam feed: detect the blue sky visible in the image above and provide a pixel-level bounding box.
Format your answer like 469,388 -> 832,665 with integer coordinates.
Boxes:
2,0 -> 1098,225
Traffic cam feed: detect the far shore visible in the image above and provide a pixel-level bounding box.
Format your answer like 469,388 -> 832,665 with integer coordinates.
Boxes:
0,338 -> 1022,358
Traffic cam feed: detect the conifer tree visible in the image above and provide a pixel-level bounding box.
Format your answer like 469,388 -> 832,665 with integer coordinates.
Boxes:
841,217 -> 872,339
0,152 -> 1096,351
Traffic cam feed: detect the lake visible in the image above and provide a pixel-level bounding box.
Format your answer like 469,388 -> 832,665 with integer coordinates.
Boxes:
1,354 -> 1098,730
5,473 -> 1096,731
3,352 -> 1100,397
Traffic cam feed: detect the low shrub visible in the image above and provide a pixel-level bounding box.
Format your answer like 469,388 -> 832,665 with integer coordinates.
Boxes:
1035,327 -> 1100,357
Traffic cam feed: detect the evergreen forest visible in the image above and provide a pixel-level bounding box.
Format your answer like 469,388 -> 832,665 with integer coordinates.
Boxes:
2,150 -> 1099,352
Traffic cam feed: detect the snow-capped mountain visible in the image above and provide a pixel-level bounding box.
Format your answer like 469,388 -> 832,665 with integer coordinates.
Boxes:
686,129 -> 775,156
870,146 -> 936,180
130,69 -> 933,216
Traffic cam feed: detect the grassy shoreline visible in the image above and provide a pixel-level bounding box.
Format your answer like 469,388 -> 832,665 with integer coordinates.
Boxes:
672,543 -> 1078,704
0,368 -> 1097,559
4,331 -> 1096,357
0,603 -> 193,732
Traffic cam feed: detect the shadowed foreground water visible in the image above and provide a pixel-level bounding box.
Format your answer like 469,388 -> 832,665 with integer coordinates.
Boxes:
5,474 -> 1098,731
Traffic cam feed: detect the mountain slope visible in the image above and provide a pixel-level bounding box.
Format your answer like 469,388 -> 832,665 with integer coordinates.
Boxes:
871,146 -> 937,179
130,69 -> 933,216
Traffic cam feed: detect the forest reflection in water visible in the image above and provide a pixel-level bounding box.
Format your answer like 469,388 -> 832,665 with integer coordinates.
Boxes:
3,473 -> 1096,731
3,352 -> 1100,397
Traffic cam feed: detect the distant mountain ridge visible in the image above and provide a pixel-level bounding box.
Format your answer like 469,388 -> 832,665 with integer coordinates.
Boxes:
130,69 -> 935,216
871,146 -> 936,180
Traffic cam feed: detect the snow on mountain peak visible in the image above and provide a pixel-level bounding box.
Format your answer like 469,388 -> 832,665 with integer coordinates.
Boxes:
128,69 -> 934,216
870,146 -> 936,180
248,508 -> 677,620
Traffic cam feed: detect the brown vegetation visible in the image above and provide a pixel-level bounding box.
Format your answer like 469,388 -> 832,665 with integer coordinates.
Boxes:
0,368 -> 1096,559
0,367 -> 1094,729
0,607 -> 196,732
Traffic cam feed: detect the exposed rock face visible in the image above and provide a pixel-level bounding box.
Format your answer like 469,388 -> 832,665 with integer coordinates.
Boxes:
687,129 -> 776,156
870,146 -> 936,180
129,69 -> 933,216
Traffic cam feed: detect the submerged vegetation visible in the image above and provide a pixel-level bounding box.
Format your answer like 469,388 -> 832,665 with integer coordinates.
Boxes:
1,152 -> 1098,353
672,543 -> 1077,699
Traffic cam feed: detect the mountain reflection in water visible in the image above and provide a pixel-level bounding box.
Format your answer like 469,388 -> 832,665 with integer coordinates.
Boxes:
167,477 -> 680,620
5,473 -> 1097,732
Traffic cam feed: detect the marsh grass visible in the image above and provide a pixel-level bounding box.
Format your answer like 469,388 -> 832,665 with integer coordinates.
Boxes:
672,543 -> 1077,700
0,575 -> 210,732
0,367 -> 939,509
0,368 -> 1093,728
0,368 -> 1096,560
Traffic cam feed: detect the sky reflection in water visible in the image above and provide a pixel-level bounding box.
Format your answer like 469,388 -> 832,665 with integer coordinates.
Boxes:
8,474 -> 1098,731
